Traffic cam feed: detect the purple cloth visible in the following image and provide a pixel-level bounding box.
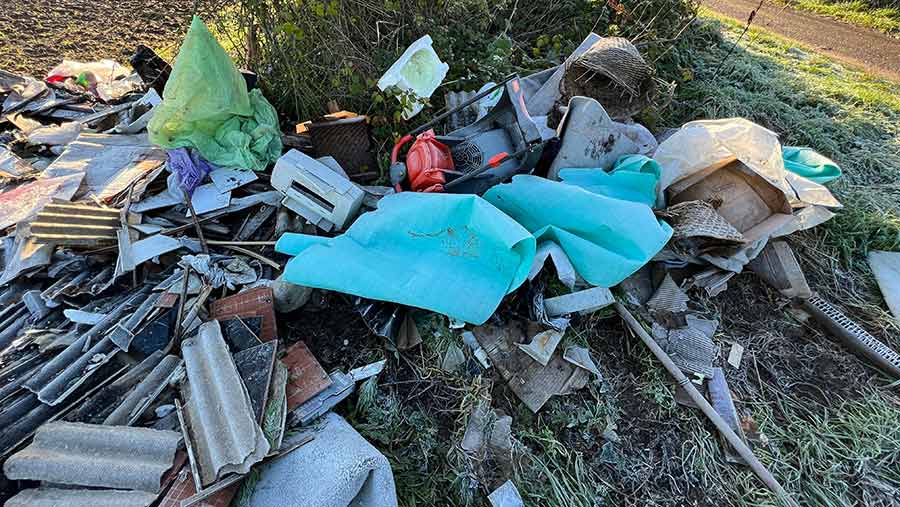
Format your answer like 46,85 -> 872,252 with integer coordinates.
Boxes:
167,148 -> 215,195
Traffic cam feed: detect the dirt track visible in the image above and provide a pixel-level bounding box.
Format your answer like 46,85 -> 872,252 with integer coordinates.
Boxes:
0,0 -> 196,78
706,0 -> 900,81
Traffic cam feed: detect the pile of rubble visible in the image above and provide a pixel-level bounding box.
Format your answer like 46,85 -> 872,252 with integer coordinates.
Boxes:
1,14 -> 898,507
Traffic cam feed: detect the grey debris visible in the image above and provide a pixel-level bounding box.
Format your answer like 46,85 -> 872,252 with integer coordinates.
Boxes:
543,286 -> 615,317
441,343 -> 466,372
488,480 -> 525,507
104,355 -> 182,426
292,370 -> 354,427
182,320 -> 270,486
349,359 -> 387,382
3,421 -> 180,492
868,250 -> 900,320
517,329 -> 564,366
461,331 -> 491,369
647,274 -> 689,313
6,488 -> 158,507
563,346 -> 602,378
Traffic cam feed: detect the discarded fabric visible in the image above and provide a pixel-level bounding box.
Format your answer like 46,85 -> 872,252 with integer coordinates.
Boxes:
277,192 -> 535,324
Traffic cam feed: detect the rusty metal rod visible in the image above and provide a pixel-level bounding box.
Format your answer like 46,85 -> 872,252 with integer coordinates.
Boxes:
614,302 -> 799,507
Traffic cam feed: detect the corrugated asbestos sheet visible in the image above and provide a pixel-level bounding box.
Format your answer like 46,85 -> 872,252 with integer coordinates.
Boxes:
3,421 -> 180,492
181,320 -> 269,487
31,202 -> 121,247
6,488 -> 157,507
104,354 -> 182,426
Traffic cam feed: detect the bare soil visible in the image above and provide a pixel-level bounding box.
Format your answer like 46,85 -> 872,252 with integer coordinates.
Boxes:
0,0 -> 197,78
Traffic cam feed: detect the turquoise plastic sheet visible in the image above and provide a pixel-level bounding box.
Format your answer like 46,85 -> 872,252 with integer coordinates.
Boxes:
148,17 -> 282,171
484,175 -> 672,288
782,147 -> 841,184
276,193 -> 535,324
558,154 -> 661,207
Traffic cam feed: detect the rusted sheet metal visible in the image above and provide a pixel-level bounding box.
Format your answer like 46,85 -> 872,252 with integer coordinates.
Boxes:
3,421 -> 180,492
208,287 -> 277,341
282,341 -> 332,410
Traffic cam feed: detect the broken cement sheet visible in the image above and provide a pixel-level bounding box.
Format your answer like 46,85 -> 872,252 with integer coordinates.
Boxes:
40,132 -> 166,204
489,480 -> 525,507
0,175 -> 83,231
547,96 -> 648,179
181,320 -> 270,486
210,166 -> 258,192
5,488 -> 158,507
485,175 -> 671,289
189,183 -> 231,216
708,367 -> 750,465
868,250 -> 900,320
528,241 -> 577,289
647,274 -> 690,314
544,286 -> 615,317
747,241 -> 812,299
473,321 -> 589,412
0,223 -> 54,285
558,154 -> 661,207
654,118 -> 840,210
782,146 -> 842,184
518,328 -> 564,366
277,192 -> 535,325
3,421 -> 180,492
651,315 -> 719,379
564,346 -> 603,378
148,17 -> 282,171
107,88 -> 161,135
0,146 -> 36,179
26,121 -> 82,147
249,412 -> 398,507
131,234 -> 201,265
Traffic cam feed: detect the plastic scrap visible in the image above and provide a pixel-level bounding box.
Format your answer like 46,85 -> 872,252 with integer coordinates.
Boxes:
484,175 -> 672,289
782,146 -> 842,184
558,154 -> 661,207
868,250 -> 900,320
488,480 -> 525,507
168,148 -> 216,195
276,192 -> 535,324
148,16 -> 282,171
377,35 -> 449,119
547,97 -> 652,180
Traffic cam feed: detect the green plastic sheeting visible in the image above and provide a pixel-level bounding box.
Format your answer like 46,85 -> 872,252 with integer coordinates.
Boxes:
782,147 -> 841,184
558,154 -> 661,208
276,193 -> 535,324
148,17 -> 281,171
484,175 -> 672,289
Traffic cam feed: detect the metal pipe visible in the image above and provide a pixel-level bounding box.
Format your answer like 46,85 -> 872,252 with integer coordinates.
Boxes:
614,302 -> 799,507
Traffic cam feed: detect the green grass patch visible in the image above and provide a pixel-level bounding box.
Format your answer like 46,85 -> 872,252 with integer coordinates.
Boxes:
775,0 -> 900,36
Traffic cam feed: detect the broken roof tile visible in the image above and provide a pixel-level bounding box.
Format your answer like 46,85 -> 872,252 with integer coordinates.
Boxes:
282,341 -> 332,410
209,287 -> 277,341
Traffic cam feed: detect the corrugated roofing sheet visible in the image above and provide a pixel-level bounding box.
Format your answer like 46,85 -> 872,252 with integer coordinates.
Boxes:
6,488 -> 157,507
31,202 -> 121,247
104,354 -> 181,426
3,421 -> 180,492
181,320 -> 269,487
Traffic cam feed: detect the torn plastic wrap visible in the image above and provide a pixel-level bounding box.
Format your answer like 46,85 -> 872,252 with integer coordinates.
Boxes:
277,192 -> 535,324
484,175 -> 671,289
148,17 -> 281,171
558,154 -> 661,207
